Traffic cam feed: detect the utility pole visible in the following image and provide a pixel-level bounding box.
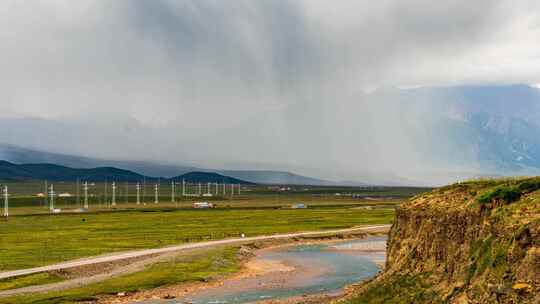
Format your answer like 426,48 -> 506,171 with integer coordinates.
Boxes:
3,185 -> 8,218
207,183 -> 211,195
111,182 -> 116,207
215,183 -> 218,195
84,181 -> 88,209
136,183 -> 141,205
223,183 -> 226,195
49,184 -> 55,211
230,184 -> 234,196
76,179 -> 80,207
154,184 -> 159,204
198,183 -> 202,196
238,184 -> 241,195
143,178 -> 146,205
125,182 -> 129,204
44,181 -> 48,209
182,179 -> 186,197
171,181 -> 175,202
104,181 -> 108,207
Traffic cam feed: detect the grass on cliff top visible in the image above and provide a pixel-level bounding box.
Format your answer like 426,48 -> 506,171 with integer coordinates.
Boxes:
475,177 -> 540,202
0,206 -> 394,271
0,246 -> 241,304
415,177 -> 540,210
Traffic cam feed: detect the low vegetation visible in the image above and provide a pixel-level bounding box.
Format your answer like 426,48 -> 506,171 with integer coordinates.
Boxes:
0,206 -> 394,271
346,274 -> 441,304
474,177 -> 540,206
0,273 -> 63,292
0,183 -> 423,302
0,246 -> 241,304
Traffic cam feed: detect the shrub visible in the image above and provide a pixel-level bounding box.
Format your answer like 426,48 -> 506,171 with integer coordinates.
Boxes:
517,179 -> 540,193
476,186 -> 521,205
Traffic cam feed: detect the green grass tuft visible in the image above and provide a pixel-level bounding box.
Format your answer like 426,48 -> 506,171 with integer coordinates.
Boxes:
0,273 -> 63,292
0,246 -> 241,304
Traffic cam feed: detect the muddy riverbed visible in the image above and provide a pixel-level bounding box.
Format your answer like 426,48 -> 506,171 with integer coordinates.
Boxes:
139,237 -> 386,304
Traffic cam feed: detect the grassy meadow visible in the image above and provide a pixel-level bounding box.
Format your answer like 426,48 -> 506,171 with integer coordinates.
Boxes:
0,183 -> 427,270
0,246 -> 241,304
0,183 -> 431,303
0,206 -> 395,270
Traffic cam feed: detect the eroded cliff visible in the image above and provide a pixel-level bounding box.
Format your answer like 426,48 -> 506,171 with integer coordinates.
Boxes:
349,178 -> 540,304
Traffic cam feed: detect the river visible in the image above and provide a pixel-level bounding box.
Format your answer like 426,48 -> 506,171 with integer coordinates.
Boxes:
141,237 -> 386,304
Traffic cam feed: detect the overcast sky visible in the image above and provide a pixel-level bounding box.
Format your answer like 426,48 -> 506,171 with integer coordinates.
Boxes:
1,1 -> 540,184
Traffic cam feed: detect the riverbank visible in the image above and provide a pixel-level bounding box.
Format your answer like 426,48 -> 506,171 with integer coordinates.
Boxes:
103,234 -> 386,304
0,227 -> 388,304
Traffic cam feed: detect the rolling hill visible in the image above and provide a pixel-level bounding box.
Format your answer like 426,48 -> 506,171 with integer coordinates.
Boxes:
0,161 -> 150,182
0,143 -> 199,177
0,161 -> 255,184
0,144 -> 333,185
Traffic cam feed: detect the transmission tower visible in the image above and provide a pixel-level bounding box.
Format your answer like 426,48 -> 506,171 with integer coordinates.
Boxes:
49,184 -> 55,211
154,184 -> 159,204
84,181 -> 89,209
171,181 -> 175,202
136,183 -> 141,205
3,185 -> 8,218
111,182 -> 116,207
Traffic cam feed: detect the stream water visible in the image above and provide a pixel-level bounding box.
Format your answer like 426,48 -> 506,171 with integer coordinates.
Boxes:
142,237 -> 386,304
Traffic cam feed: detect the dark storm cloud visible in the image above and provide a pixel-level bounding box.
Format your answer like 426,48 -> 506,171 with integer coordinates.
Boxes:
1,0 -> 539,184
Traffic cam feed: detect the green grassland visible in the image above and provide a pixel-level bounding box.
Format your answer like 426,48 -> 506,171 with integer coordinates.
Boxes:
0,182 -> 428,303
0,273 -> 63,292
0,181 -> 429,214
0,183 -> 426,270
0,246 -> 241,304
0,206 -> 395,271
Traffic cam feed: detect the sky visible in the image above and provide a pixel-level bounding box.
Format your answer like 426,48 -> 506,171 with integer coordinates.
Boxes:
1,1 -> 540,184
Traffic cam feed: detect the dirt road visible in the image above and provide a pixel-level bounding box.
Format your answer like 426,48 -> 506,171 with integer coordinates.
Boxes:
0,225 -> 389,281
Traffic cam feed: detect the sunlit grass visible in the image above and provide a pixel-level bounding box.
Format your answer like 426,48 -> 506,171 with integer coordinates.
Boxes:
0,246 -> 241,304
0,206 -> 395,271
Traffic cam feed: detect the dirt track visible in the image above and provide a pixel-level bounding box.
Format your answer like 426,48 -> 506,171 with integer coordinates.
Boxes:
0,225 -> 389,281
0,225 -> 389,298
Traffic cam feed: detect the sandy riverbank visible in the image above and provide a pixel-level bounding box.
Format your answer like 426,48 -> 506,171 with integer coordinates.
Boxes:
98,232 -> 387,304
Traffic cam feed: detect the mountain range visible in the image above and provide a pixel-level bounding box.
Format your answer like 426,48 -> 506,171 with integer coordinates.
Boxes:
0,160 -> 148,182
0,144 -> 333,185
377,84 -> 540,175
0,160 -> 255,184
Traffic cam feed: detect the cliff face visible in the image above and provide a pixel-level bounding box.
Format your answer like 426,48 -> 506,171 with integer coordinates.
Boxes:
351,178 -> 540,304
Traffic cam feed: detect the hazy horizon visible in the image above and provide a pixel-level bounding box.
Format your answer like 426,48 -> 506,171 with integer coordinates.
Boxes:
2,1 -> 540,185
